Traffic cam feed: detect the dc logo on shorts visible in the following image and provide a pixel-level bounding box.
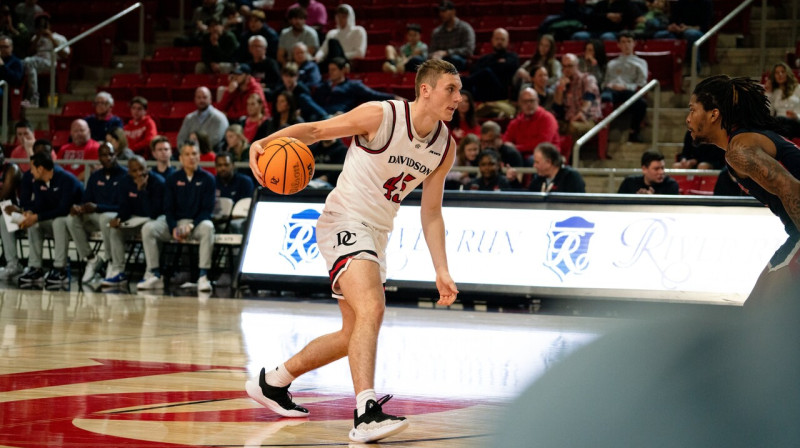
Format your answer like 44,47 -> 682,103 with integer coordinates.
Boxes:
544,216 -> 595,281
280,209 -> 321,269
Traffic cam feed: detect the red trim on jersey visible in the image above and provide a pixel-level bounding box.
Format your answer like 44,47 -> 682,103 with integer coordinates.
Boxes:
426,121 -> 443,148
437,135 -> 452,168
403,101 -> 414,142
354,101 -> 396,154
328,250 -> 379,281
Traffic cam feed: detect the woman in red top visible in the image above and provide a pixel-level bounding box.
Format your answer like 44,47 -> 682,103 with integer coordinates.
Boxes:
123,96 -> 158,157
190,130 -> 216,175
448,90 -> 481,144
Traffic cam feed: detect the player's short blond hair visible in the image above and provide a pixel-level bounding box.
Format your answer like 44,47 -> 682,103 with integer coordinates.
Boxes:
414,59 -> 458,99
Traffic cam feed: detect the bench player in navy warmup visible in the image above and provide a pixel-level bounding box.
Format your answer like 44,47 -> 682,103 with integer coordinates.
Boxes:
687,75 -> 800,305
247,59 -> 460,443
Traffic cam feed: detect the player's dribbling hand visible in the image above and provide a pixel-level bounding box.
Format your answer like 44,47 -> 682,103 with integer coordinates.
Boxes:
435,271 -> 459,306
249,141 -> 265,186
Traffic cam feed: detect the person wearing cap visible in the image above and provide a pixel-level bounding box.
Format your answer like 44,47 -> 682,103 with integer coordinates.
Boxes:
278,6 -> 319,66
239,9 -> 279,61
217,63 -> 268,121
429,0 -> 475,72
197,17 -> 240,75
22,12 -> 69,107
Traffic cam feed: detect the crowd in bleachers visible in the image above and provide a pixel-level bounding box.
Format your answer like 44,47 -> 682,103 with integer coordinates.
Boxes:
0,0 -> 799,291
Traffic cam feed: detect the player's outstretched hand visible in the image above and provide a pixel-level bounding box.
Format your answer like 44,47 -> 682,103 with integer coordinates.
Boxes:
249,141 -> 265,186
436,271 -> 459,306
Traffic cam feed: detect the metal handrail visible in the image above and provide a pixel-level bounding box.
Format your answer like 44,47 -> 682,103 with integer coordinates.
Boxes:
49,2 -> 145,112
0,80 -> 7,143
690,0 -> 762,93
573,79 -> 660,168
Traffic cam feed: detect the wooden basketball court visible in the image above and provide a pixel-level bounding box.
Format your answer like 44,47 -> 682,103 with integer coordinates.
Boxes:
0,285 -> 626,447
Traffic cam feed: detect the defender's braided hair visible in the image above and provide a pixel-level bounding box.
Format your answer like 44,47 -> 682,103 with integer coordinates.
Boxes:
693,75 -> 778,134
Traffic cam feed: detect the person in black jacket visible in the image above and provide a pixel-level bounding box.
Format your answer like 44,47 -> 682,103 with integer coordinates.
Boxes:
139,141 -> 216,292
462,28 -> 519,102
618,149 -> 679,195
102,155 -> 166,287
17,151 -> 84,285
527,142 -> 586,193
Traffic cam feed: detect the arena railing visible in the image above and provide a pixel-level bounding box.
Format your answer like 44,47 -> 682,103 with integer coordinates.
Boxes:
572,79 -> 661,168
690,0 -> 763,93
48,2 -> 145,113
0,80 -> 7,143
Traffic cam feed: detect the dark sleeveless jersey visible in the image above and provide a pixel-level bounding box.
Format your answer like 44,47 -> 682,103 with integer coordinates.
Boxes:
728,128 -> 800,236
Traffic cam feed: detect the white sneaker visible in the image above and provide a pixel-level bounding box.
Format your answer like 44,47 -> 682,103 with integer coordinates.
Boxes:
0,264 -> 23,280
137,272 -> 163,290
82,257 -> 103,283
197,275 -> 212,292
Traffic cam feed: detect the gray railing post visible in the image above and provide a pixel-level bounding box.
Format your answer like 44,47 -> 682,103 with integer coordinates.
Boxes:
0,80 -> 7,143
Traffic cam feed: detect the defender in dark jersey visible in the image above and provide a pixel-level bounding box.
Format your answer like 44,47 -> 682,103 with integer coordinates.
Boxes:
687,75 -> 800,305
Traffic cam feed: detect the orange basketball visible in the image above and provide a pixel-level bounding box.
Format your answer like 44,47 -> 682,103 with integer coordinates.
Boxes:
257,137 -> 315,195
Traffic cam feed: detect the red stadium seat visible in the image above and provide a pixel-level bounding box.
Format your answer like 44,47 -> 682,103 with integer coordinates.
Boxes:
51,130 -> 71,149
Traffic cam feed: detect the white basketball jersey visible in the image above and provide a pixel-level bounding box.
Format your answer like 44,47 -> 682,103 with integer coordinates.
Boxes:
323,100 -> 452,232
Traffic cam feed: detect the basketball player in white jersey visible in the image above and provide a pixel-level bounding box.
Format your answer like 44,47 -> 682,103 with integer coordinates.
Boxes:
246,59 -> 461,443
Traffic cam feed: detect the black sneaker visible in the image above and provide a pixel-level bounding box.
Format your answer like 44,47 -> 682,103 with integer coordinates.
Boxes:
44,268 -> 70,285
245,367 -> 309,417
18,267 -> 45,284
348,395 -> 409,443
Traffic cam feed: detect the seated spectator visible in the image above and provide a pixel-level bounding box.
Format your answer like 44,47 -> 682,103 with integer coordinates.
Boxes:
241,93 -> 268,142
278,6 -> 319,65
383,23 -> 428,75
217,63 -> 268,121
22,12 -> 69,107
449,90 -> 481,143
479,120 -> 523,168
239,9 -> 279,61
271,63 -> 328,122
197,18 -> 240,74
514,34 -> 562,97
214,152 -> 254,233
85,92 -> 124,143
17,151 -> 83,285
524,142 -> 586,193
218,124 -> 250,163
713,167 -> 748,197
0,147 -> 22,279
618,149 -> 679,194
503,87 -> 560,162
309,139 -> 347,188
255,91 -> 303,140
0,6 -> 29,60
291,42 -> 322,88
0,35 -> 24,101
571,0 -> 642,41
177,87 -> 230,148
123,96 -> 158,157
634,0 -> 669,39
673,130 -> 725,170
139,141 -> 215,292
653,0 -> 712,71
14,0 -> 43,31
601,32 -> 648,142
10,120 -> 56,171
315,4 -> 367,71
290,0 -> 327,37
578,39 -> 607,86
469,149 -> 511,191
65,142 -> 127,283
553,53 -> 602,143
106,127 -> 136,161
530,65 -> 556,112
765,62 -> 800,139
445,133 -> 480,190
244,35 -> 280,89
149,136 -> 176,179
221,2 -> 245,36
463,28 -> 519,102
102,156 -> 166,287
428,1 -> 475,72
174,0 -> 224,47
58,119 -> 101,180
312,57 -> 394,115
190,130 -> 217,176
